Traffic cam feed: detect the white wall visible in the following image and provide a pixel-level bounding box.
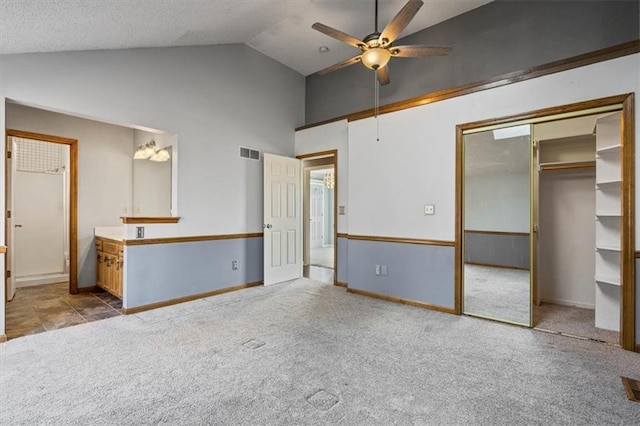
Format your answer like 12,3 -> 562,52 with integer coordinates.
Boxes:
295,120 -> 348,234
346,54 -> 640,243
0,44 -> 304,334
538,171 -> 596,308
0,44 -> 304,239
465,173 -> 530,233
6,104 -> 134,286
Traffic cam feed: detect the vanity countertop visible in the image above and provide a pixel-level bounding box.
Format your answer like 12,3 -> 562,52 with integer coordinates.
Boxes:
94,226 -> 124,241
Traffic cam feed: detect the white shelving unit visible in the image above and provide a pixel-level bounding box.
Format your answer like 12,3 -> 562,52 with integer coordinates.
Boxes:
594,112 -> 622,332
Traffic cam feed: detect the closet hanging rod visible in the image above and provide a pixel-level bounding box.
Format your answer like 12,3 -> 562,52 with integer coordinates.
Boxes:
539,160 -> 595,172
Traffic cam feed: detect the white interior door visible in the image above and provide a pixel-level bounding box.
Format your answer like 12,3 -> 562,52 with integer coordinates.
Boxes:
6,139 -> 17,301
263,153 -> 302,285
310,182 -> 324,249
15,171 -> 65,277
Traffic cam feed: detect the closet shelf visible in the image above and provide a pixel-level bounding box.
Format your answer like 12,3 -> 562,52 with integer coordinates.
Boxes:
595,275 -> 621,286
596,245 -> 621,252
595,180 -> 621,189
595,144 -> 621,155
596,213 -> 621,218
595,215 -> 620,222
539,160 -> 595,172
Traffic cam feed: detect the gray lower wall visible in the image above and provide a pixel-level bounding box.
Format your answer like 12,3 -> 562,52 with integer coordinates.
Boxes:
124,237 -> 263,308
347,240 -> 455,309
305,0 -> 640,124
464,232 -> 530,270
337,237 -> 348,284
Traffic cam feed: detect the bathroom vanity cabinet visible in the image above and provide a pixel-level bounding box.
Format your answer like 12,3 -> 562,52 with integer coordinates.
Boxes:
95,237 -> 123,299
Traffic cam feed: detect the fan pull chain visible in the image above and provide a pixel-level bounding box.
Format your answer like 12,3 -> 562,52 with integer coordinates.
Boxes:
375,71 -> 380,142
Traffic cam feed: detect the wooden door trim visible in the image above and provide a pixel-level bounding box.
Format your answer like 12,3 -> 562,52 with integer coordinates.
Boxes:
455,93 -> 636,351
6,129 -> 79,294
621,94 -> 635,351
297,150 -> 338,286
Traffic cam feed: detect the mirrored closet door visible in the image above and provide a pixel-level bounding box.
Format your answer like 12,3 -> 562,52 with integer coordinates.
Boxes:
462,124 -> 532,326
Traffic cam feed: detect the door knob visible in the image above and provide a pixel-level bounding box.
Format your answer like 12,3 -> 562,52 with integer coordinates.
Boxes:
14,224 -> 23,228
263,224 -> 273,229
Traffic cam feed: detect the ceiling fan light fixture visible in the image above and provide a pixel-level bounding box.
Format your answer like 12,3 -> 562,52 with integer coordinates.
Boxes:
361,48 -> 391,70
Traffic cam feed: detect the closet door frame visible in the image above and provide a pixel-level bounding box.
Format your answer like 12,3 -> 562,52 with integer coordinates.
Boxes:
455,93 -> 636,352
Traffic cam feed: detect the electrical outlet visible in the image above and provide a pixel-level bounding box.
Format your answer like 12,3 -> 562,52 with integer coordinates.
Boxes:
424,204 -> 435,215
122,205 -> 129,214
375,265 -> 381,276
232,260 -> 238,270
136,226 -> 144,238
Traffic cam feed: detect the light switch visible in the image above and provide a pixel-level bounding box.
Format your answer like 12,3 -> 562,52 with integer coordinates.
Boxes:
339,206 -> 346,215
424,204 -> 435,215
375,265 -> 381,276
381,265 -> 388,276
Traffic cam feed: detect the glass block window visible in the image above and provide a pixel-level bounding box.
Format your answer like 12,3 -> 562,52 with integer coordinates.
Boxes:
14,137 -> 66,173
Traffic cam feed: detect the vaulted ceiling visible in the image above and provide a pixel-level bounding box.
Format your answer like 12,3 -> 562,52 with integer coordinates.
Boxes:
0,0 -> 492,76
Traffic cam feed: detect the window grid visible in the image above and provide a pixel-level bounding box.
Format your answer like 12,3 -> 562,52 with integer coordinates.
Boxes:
14,137 -> 65,172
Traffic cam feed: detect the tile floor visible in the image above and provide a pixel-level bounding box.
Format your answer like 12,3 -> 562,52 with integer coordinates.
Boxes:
5,282 -> 122,340
310,246 -> 334,269
303,265 -> 334,284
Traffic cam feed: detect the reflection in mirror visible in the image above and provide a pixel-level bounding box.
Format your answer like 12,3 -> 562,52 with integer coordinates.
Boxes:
132,129 -> 177,217
463,125 -> 531,326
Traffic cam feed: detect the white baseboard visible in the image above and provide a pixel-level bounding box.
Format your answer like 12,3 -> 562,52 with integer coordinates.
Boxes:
540,297 -> 595,310
16,273 -> 69,287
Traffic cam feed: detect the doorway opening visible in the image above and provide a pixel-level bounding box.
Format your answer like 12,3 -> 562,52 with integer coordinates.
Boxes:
5,131 -> 80,337
298,151 -> 337,285
533,111 -> 624,345
457,94 -> 635,351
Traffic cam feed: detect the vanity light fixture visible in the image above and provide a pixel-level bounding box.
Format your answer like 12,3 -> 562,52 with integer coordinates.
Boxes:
133,140 -> 157,159
133,140 -> 171,162
323,171 -> 335,189
150,147 -> 171,162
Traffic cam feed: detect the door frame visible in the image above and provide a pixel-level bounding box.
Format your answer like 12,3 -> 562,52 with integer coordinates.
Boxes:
5,129 -> 79,294
304,164 -> 335,261
297,150 -> 338,285
455,93 -> 636,351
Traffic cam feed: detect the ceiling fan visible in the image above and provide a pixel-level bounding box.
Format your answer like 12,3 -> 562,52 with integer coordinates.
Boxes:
312,0 -> 451,85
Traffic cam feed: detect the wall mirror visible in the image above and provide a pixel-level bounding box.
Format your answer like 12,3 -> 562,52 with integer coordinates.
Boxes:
132,129 -> 178,217
462,124 -> 532,326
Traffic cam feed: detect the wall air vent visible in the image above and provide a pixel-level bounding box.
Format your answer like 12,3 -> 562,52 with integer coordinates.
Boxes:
239,146 -> 260,161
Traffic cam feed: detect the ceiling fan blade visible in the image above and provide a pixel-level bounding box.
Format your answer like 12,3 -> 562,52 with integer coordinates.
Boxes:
317,54 -> 362,75
376,65 -> 390,86
390,45 -> 452,57
379,0 -> 424,45
312,22 -> 365,49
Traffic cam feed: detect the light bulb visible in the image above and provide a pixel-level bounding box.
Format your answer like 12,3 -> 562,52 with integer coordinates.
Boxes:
361,48 -> 391,70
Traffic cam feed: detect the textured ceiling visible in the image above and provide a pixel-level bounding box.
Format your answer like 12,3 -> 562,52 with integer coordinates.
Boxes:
0,0 -> 492,76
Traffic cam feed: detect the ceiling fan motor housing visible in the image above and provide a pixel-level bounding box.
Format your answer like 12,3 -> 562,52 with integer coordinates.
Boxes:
363,32 -> 384,48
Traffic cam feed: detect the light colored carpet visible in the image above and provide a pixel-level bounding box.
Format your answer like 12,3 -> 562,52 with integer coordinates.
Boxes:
534,302 -> 619,344
310,246 -> 333,269
1,278 -> 639,424
464,264 -> 530,325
